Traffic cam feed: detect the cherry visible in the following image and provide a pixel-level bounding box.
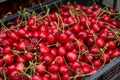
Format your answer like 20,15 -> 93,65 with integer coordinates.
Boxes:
43,54 -> 54,65
109,8 -> 116,14
103,14 -> 110,22
10,32 -> 20,41
101,54 -> 110,63
65,40 -> 74,51
24,52 -> 34,61
87,36 -> 94,46
3,53 -> 14,65
107,41 -> 116,49
8,69 -> 22,80
3,46 -> 12,54
15,62 -> 25,71
32,75 -> 42,80
17,40 -> 28,50
0,66 -> 8,74
50,73 -> 60,80
58,46 -> 66,56
59,65 -> 68,74
36,64 -> 46,74
2,39 -> 13,46
72,62 -> 81,70
47,34 -> 56,45
55,56 -> 64,65
39,31 -> 48,40
30,25 -> 38,31
78,30 -> 88,40
66,52 -> 77,62
48,63 -> 59,73
111,49 -> 120,58
90,46 -> 100,54
93,4 -> 100,10
39,45 -> 50,55
82,65 -> 92,74
71,24 -> 81,33
66,16 -> 74,24
84,54 -> 93,63
58,33 -> 69,44
8,64 -> 16,71
50,12 -> 57,21
17,55 -> 26,63
90,68 -> 98,75
69,33 -> 77,41
92,23 -> 100,33
39,25 -> 48,32
28,18 -> 35,27
80,15 -> 86,26
96,38 -> 105,48
50,48 -> 57,58
85,8 -> 92,14
18,28 -> 27,37
93,60 -> 102,68
62,73 -> 70,80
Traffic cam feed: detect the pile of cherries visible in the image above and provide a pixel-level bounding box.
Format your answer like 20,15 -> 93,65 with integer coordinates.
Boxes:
0,2 -> 120,80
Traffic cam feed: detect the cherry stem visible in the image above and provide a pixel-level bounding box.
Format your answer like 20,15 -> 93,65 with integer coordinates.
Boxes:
37,6 -> 50,20
74,38 -> 82,61
63,56 -> 74,72
20,69 -> 31,79
34,38 -> 42,48
0,20 -> 12,34
58,73 -> 62,80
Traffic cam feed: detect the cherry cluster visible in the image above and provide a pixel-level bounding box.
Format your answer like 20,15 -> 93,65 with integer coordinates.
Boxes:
0,3 -> 120,80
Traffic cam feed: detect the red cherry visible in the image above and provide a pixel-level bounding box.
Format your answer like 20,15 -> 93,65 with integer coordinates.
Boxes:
3,46 -> 12,54
8,69 -> 22,80
50,73 -> 60,80
90,46 -> 100,54
24,52 -> 34,61
82,65 -> 92,74
43,54 -> 54,65
3,53 -> 14,65
15,62 -> 25,71
28,19 -> 35,26
103,14 -> 110,22
50,48 -> 57,58
62,73 -> 70,80
17,55 -> 26,63
96,38 -> 105,48
48,64 -> 59,73
55,56 -> 64,65
66,52 -> 77,62
93,60 -> 102,68
58,33 -> 69,44
101,54 -> 110,63
58,46 -> 66,56
92,23 -> 100,33
90,68 -> 98,75
36,64 -> 46,74
107,41 -> 116,49
47,34 -> 56,45
72,62 -> 81,70
10,32 -> 20,41
32,75 -> 42,80
39,45 -> 50,55
59,65 -> 68,74
71,24 -> 81,33
84,54 -> 93,63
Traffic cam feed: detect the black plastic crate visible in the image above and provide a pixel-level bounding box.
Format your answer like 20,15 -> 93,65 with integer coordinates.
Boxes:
86,57 -> 120,80
0,0 -> 120,80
